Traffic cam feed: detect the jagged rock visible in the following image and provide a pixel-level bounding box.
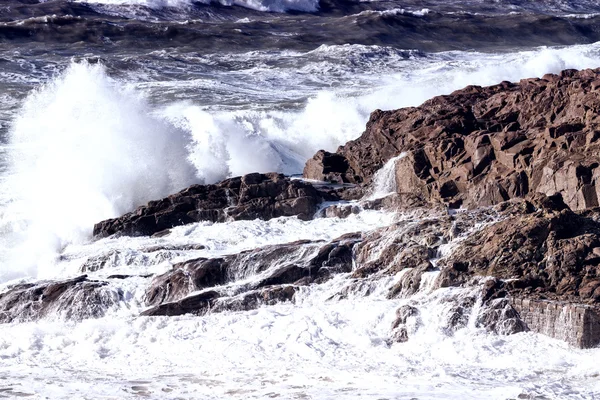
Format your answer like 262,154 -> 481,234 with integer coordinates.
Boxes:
0,275 -> 122,322
143,235 -> 361,308
303,150 -> 358,184
93,173 -> 323,238
304,68 -> 600,211
436,201 -> 600,304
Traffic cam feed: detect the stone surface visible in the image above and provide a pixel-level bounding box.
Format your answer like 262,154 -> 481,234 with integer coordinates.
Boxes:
0,275 -> 122,322
142,235 -> 361,314
511,297 -> 600,348
436,197 -> 600,305
304,68 -> 600,211
93,173 -> 324,238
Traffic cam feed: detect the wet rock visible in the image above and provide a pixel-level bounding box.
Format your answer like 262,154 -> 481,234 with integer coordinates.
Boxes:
304,68 -> 600,211
93,173 -> 323,238
144,258 -> 228,307
0,275 -> 122,322
436,204 -> 600,304
140,290 -> 220,317
143,235 -> 361,308
211,285 -> 298,313
389,305 -> 421,343
476,298 -> 528,335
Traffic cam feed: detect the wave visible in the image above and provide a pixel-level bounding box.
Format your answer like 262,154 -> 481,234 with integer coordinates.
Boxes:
72,0 -> 320,14
0,62 -> 199,281
2,42 -> 600,282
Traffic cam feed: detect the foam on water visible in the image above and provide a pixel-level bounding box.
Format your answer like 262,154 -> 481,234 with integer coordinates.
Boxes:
3,43 -> 600,281
73,0 -> 320,13
369,152 -> 407,199
0,272 -> 599,399
0,62 -> 199,281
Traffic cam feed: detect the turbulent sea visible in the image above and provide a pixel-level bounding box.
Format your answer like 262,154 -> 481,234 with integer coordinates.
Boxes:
1,0 -> 600,398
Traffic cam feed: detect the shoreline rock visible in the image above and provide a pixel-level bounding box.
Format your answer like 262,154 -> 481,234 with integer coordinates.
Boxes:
304,68 -> 600,211
8,68 -> 600,348
93,172 -> 329,238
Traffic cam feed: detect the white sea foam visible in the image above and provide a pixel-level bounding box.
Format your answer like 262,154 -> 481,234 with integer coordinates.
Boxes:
73,0 -> 320,13
0,275 -> 598,399
3,43 -> 600,282
369,152 -> 407,199
355,7 -> 431,18
0,62 -> 199,281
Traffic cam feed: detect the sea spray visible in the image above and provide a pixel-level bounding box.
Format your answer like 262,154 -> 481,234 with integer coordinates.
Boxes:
0,62 -> 198,281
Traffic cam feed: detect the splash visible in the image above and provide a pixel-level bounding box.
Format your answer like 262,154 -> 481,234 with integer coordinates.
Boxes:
0,62 -> 198,281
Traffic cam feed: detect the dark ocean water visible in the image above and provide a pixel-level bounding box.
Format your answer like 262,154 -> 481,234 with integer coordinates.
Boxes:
2,0 -> 600,52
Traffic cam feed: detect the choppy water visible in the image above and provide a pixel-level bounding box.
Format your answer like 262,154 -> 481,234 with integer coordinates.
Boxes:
1,1 -> 600,399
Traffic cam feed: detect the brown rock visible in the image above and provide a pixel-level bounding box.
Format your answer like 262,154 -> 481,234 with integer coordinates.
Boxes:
93,173 -> 323,238
303,68 -> 600,211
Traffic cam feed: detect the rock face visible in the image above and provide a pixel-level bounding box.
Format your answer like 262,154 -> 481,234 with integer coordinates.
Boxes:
436,197 -> 600,304
304,68 -> 600,211
510,297 -> 600,348
93,173 -> 324,238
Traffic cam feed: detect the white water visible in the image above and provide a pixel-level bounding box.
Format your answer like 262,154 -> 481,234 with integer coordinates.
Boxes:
1,268 -> 598,399
3,42 -> 600,281
73,0 -> 320,13
369,152 -> 407,199
1,42 -> 600,399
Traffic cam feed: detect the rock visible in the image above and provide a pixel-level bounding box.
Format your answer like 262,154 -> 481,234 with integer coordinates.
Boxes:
144,258 -> 228,307
436,204 -> 600,304
389,305 -> 421,343
93,173 -> 323,238
140,290 -> 220,317
0,275 -> 122,322
210,285 -> 298,313
475,298 -> 528,335
304,68 -> 600,211
303,150 -> 357,184
142,235 -> 361,309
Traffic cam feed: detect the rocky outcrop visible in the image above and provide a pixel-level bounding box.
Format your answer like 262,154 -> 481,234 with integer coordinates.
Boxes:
304,68 -> 600,211
436,197 -> 600,304
510,297 -> 600,348
21,68 -> 600,350
93,173 -> 325,238
0,275 -> 122,322
141,235 -> 359,316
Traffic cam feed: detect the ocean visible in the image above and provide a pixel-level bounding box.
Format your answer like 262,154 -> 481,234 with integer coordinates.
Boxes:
0,0 -> 600,398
